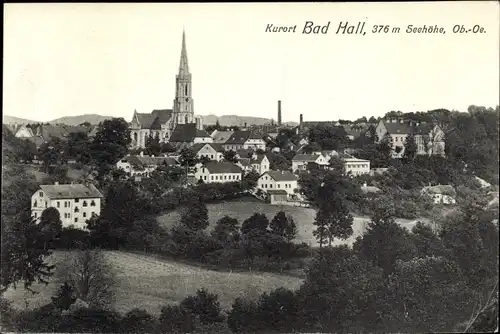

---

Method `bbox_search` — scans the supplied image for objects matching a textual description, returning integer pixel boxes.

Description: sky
[3,2,499,123]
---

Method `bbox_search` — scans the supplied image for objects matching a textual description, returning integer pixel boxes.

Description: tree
[39,207,63,251]
[227,297,260,333]
[403,132,418,161]
[1,211,55,293]
[180,288,224,324]
[353,197,417,275]
[144,133,161,156]
[19,139,37,163]
[328,156,345,174]
[386,256,477,333]
[67,131,92,164]
[223,150,238,163]
[159,304,195,333]
[242,170,260,189]
[39,137,67,173]
[51,282,77,311]
[90,118,131,180]
[297,246,386,332]
[241,213,269,235]
[314,196,353,247]
[377,133,393,164]
[307,124,349,150]
[270,211,297,243]
[180,200,209,231]
[57,249,117,309]
[212,216,239,246]
[121,308,157,333]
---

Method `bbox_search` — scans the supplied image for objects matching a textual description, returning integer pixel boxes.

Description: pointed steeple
[178,29,190,76]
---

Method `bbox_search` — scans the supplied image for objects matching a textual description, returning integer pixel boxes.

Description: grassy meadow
[157,197,427,247]
[3,251,303,315]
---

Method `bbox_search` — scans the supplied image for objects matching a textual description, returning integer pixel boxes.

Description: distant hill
[3,115,37,125]
[202,114,298,127]
[4,113,297,128]
[49,114,114,126]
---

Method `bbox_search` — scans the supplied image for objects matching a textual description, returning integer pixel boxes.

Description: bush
[121,308,157,333]
[227,297,260,333]
[58,307,122,333]
[158,304,195,333]
[180,288,225,324]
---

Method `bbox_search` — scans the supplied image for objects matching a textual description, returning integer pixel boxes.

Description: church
[130,30,205,148]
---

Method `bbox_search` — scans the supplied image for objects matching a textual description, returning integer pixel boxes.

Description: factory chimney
[299,114,303,130]
[277,100,282,127]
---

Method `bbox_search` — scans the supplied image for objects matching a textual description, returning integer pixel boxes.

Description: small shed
[267,189,288,204]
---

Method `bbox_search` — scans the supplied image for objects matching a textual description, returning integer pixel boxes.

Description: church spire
[178,29,190,75]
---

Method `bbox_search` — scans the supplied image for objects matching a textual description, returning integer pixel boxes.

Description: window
[211,176,214,180]
[270,184,273,188]
[90,200,96,207]
[204,176,207,180]
[33,200,37,207]
[224,175,227,180]
[34,212,37,218]
[74,218,78,223]
[277,184,280,188]
[57,201,60,208]
[74,207,79,213]
[211,155,214,159]
[83,212,87,218]
[185,85,188,96]
[39,191,43,197]
[75,199,79,203]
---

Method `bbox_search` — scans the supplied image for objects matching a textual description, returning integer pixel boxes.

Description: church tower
[173,30,194,125]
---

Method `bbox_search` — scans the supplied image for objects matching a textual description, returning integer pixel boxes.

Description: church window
[185,85,188,96]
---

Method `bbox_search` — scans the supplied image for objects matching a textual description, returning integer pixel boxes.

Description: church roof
[178,30,190,76]
[135,110,173,129]
[169,123,210,143]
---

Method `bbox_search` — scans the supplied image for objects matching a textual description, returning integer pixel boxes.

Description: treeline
[2,197,497,333]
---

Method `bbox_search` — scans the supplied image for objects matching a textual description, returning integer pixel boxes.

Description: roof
[190,143,224,154]
[253,154,267,164]
[134,109,173,129]
[239,158,251,167]
[225,131,251,145]
[39,183,103,200]
[267,190,288,195]
[292,154,321,162]
[211,131,234,144]
[421,185,456,197]
[236,148,254,158]
[204,161,242,174]
[264,170,297,182]
[382,120,437,136]
[169,123,210,143]
[25,136,46,148]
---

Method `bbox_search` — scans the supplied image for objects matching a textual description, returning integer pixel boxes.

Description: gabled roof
[203,161,242,174]
[382,120,438,136]
[292,154,321,162]
[190,143,224,154]
[264,170,297,182]
[225,131,251,145]
[211,131,234,144]
[169,123,210,143]
[39,183,103,200]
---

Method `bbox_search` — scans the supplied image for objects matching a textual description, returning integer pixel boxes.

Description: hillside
[202,114,297,127]
[3,250,302,315]
[49,114,114,126]
[3,115,37,125]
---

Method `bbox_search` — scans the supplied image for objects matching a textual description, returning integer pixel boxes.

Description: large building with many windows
[31,182,104,230]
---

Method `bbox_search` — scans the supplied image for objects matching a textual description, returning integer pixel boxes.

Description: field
[3,251,303,315]
[157,197,427,247]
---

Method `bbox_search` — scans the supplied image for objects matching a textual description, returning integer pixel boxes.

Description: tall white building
[31,183,104,230]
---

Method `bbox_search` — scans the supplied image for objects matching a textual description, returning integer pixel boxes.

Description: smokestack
[299,114,303,130]
[277,100,282,127]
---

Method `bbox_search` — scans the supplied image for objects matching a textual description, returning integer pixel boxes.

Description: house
[343,157,371,176]
[116,154,179,178]
[14,124,35,138]
[194,161,243,184]
[31,182,104,229]
[223,131,266,151]
[292,154,329,172]
[211,130,235,144]
[421,185,457,205]
[370,167,389,176]
[237,154,270,175]
[168,123,212,149]
[257,170,298,197]
[375,118,446,158]
[190,143,225,161]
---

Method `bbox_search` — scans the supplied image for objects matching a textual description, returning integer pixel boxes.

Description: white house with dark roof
[375,118,445,158]
[257,170,298,197]
[237,154,270,175]
[223,131,266,151]
[190,143,225,161]
[31,182,104,229]
[116,154,179,178]
[291,154,329,172]
[168,123,212,148]
[129,31,203,148]
[194,161,243,184]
